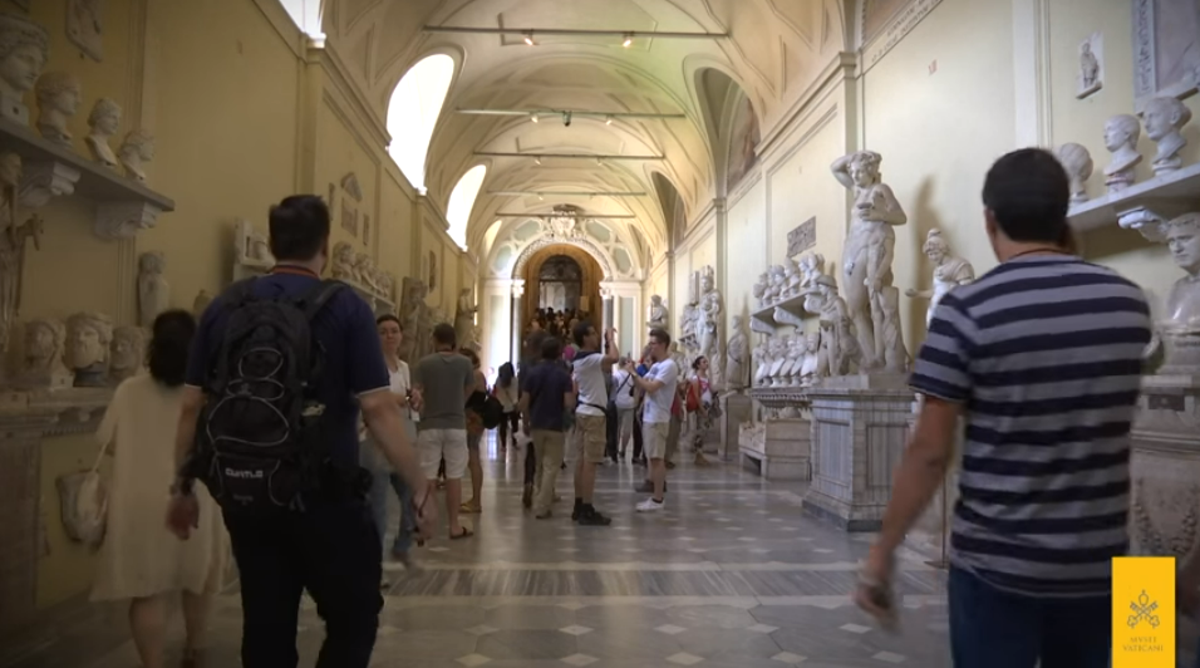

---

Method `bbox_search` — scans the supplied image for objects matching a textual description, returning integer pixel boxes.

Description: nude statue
[1141,96,1192,176]
[813,274,862,376]
[831,150,907,368]
[1103,114,1143,193]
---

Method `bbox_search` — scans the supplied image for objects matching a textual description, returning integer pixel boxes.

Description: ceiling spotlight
[622,33,633,48]
[524,31,535,46]
[530,112,539,123]
[605,115,613,125]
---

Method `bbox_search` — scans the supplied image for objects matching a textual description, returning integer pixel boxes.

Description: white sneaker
[636,498,664,513]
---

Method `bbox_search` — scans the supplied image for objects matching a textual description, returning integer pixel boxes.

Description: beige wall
[22,0,471,610]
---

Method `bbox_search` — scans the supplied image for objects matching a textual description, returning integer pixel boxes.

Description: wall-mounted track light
[523,31,535,46]
[622,33,633,48]
[424,26,729,41]
[458,109,685,121]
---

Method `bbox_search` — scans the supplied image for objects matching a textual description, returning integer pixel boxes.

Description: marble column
[510,279,525,364]
[600,284,615,339]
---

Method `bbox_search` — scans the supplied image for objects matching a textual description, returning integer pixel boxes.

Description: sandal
[460,500,482,514]
[450,527,474,540]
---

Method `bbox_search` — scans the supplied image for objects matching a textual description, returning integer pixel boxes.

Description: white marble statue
[1160,212,1200,373]
[1056,143,1094,204]
[782,257,803,298]
[783,335,807,386]
[752,339,769,387]
[767,337,789,386]
[877,285,908,373]
[34,72,81,147]
[831,150,907,369]
[1078,39,1101,97]
[1103,114,1143,193]
[800,331,821,385]
[765,265,785,305]
[235,218,273,268]
[1141,96,1192,176]
[352,252,375,289]
[331,242,355,281]
[455,288,477,348]
[799,253,826,292]
[17,317,70,390]
[137,251,169,329]
[0,14,48,125]
[907,229,976,327]
[647,294,668,328]
[193,289,212,317]
[725,315,748,390]
[0,151,19,229]
[813,274,862,376]
[66,311,112,387]
[118,129,155,182]
[85,98,121,168]
[109,325,146,385]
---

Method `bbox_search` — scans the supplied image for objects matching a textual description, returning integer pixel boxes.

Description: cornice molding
[250,0,307,58]
[310,44,391,149]
[757,52,856,161]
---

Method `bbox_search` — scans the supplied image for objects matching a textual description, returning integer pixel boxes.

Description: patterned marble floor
[2,439,952,668]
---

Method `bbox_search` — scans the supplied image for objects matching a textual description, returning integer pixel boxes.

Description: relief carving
[1133,478,1200,557]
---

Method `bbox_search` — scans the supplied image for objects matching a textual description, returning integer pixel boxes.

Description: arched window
[386,55,455,191]
[279,0,325,41]
[446,165,487,250]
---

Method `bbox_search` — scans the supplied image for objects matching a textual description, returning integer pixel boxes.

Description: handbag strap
[90,437,110,474]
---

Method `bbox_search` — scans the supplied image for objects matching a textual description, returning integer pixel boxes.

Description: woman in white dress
[92,310,228,668]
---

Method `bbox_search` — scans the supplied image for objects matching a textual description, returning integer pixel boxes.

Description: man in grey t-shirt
[412,323,475,539]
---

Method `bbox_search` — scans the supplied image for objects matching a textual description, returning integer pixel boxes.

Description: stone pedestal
[739,417,811,480]
[1129,374,1200,557]
[802,375,916,531]
[720,393,753,461]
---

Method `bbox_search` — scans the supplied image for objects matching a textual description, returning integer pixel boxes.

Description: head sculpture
[87,97,121,135]
[35,72,81,114]
[119,129,155,161]
[0,14,48,98]
[24,317,64,366]
[67,312,113,369]
[1140,96,1193,141]
[1104,114,1141,151]
[847,150,883,186]
[110,325,147,373]
[922,229,950,263]
[1167,212,1200,275]
[139,251,164,275]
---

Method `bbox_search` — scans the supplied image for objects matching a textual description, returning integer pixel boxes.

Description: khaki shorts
[574,414,607,464]
[416,428,468,479]
[643,421,670,460]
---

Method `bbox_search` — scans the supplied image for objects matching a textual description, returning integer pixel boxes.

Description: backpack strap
[298,279,347,322]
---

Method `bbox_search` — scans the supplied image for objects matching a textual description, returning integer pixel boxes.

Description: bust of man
[118,129,155,182]
[1165,213,1200,330]
[1103,114,1143,192]
[1141,96,1193,175]
[109,326,146,385]
[34,72,81,147]
[0,15,49,125]
[66,312,113,387]
[18,317,70,390]
[86,98,121,168]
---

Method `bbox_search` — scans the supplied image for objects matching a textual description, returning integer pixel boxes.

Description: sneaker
[636,498,664,513]
[578,508,613,526]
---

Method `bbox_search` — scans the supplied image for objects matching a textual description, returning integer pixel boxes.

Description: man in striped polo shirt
[856,148,1153,667]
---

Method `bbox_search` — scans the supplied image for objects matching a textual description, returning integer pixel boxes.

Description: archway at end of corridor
[519,244,605,339]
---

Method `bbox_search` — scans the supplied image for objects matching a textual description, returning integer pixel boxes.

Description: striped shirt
[910,255,1152,597]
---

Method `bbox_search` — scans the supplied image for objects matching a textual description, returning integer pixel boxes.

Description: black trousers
[498,411,520,447]
[632,413,644,461]
[224,498,383,668]
[604,406,619,460]
[524,436,537,485]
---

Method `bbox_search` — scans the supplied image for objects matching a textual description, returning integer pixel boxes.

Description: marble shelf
[0,116,175,240]
[749,293,811,334]
[748,386,811,407]
[1068,161,1200,232]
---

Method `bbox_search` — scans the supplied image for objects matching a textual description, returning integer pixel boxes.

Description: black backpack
[190,277,346,516]
[479,391,504,430]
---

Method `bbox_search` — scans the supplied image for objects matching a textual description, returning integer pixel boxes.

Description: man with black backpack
[166,195,434,668]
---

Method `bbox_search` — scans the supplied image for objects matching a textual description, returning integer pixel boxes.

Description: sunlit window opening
[387,55,455,192]
[279,0,325,42]
[447,165,487,250]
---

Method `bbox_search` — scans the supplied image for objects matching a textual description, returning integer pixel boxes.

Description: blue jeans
[949,567,1110,668]
[360,439,415,556]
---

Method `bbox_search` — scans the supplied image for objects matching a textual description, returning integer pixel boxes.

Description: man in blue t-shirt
[166,195,434,668]
[519,336,576,518]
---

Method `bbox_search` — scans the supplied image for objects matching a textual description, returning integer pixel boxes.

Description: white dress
[91,375,228,601]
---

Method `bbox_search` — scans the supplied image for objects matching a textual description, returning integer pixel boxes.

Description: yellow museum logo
[1112,557,1175,667]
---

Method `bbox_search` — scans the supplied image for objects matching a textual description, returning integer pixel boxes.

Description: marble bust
[85,98,121,168]
[907,229,975,327]
[34,72,81,147]
[137,251,169,328]
[330,241,355,281]
[118,129,155,182]
[17,317,70,390]
[1140,96,1192,176]
[1056,143,1094,204]
[109,326,146,385]
[647,294,668,328]
[1103,114,1143,193]
[66,312,112,387]
[724,315,748,390]
[0,14,49,125]
[1161,212,1200,373]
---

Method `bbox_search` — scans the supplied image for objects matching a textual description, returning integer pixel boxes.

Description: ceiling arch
[320,0,848,261]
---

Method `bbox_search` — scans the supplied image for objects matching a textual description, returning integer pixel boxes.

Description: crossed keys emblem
[1127,590,1161,629]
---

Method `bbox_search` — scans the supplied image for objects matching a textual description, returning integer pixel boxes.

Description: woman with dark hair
[92,310,228,668]
[493,362,519,452]
[460,347,489,513]
[359,314,421,573]
[685,355,716,466]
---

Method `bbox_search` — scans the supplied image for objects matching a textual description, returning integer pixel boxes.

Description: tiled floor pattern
[3,442,953,667]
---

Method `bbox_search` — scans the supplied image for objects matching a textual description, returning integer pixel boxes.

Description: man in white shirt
[627,328,678,512]
[570,322,620,526]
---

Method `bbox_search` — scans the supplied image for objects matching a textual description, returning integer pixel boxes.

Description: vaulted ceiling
[321,0,851,262]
